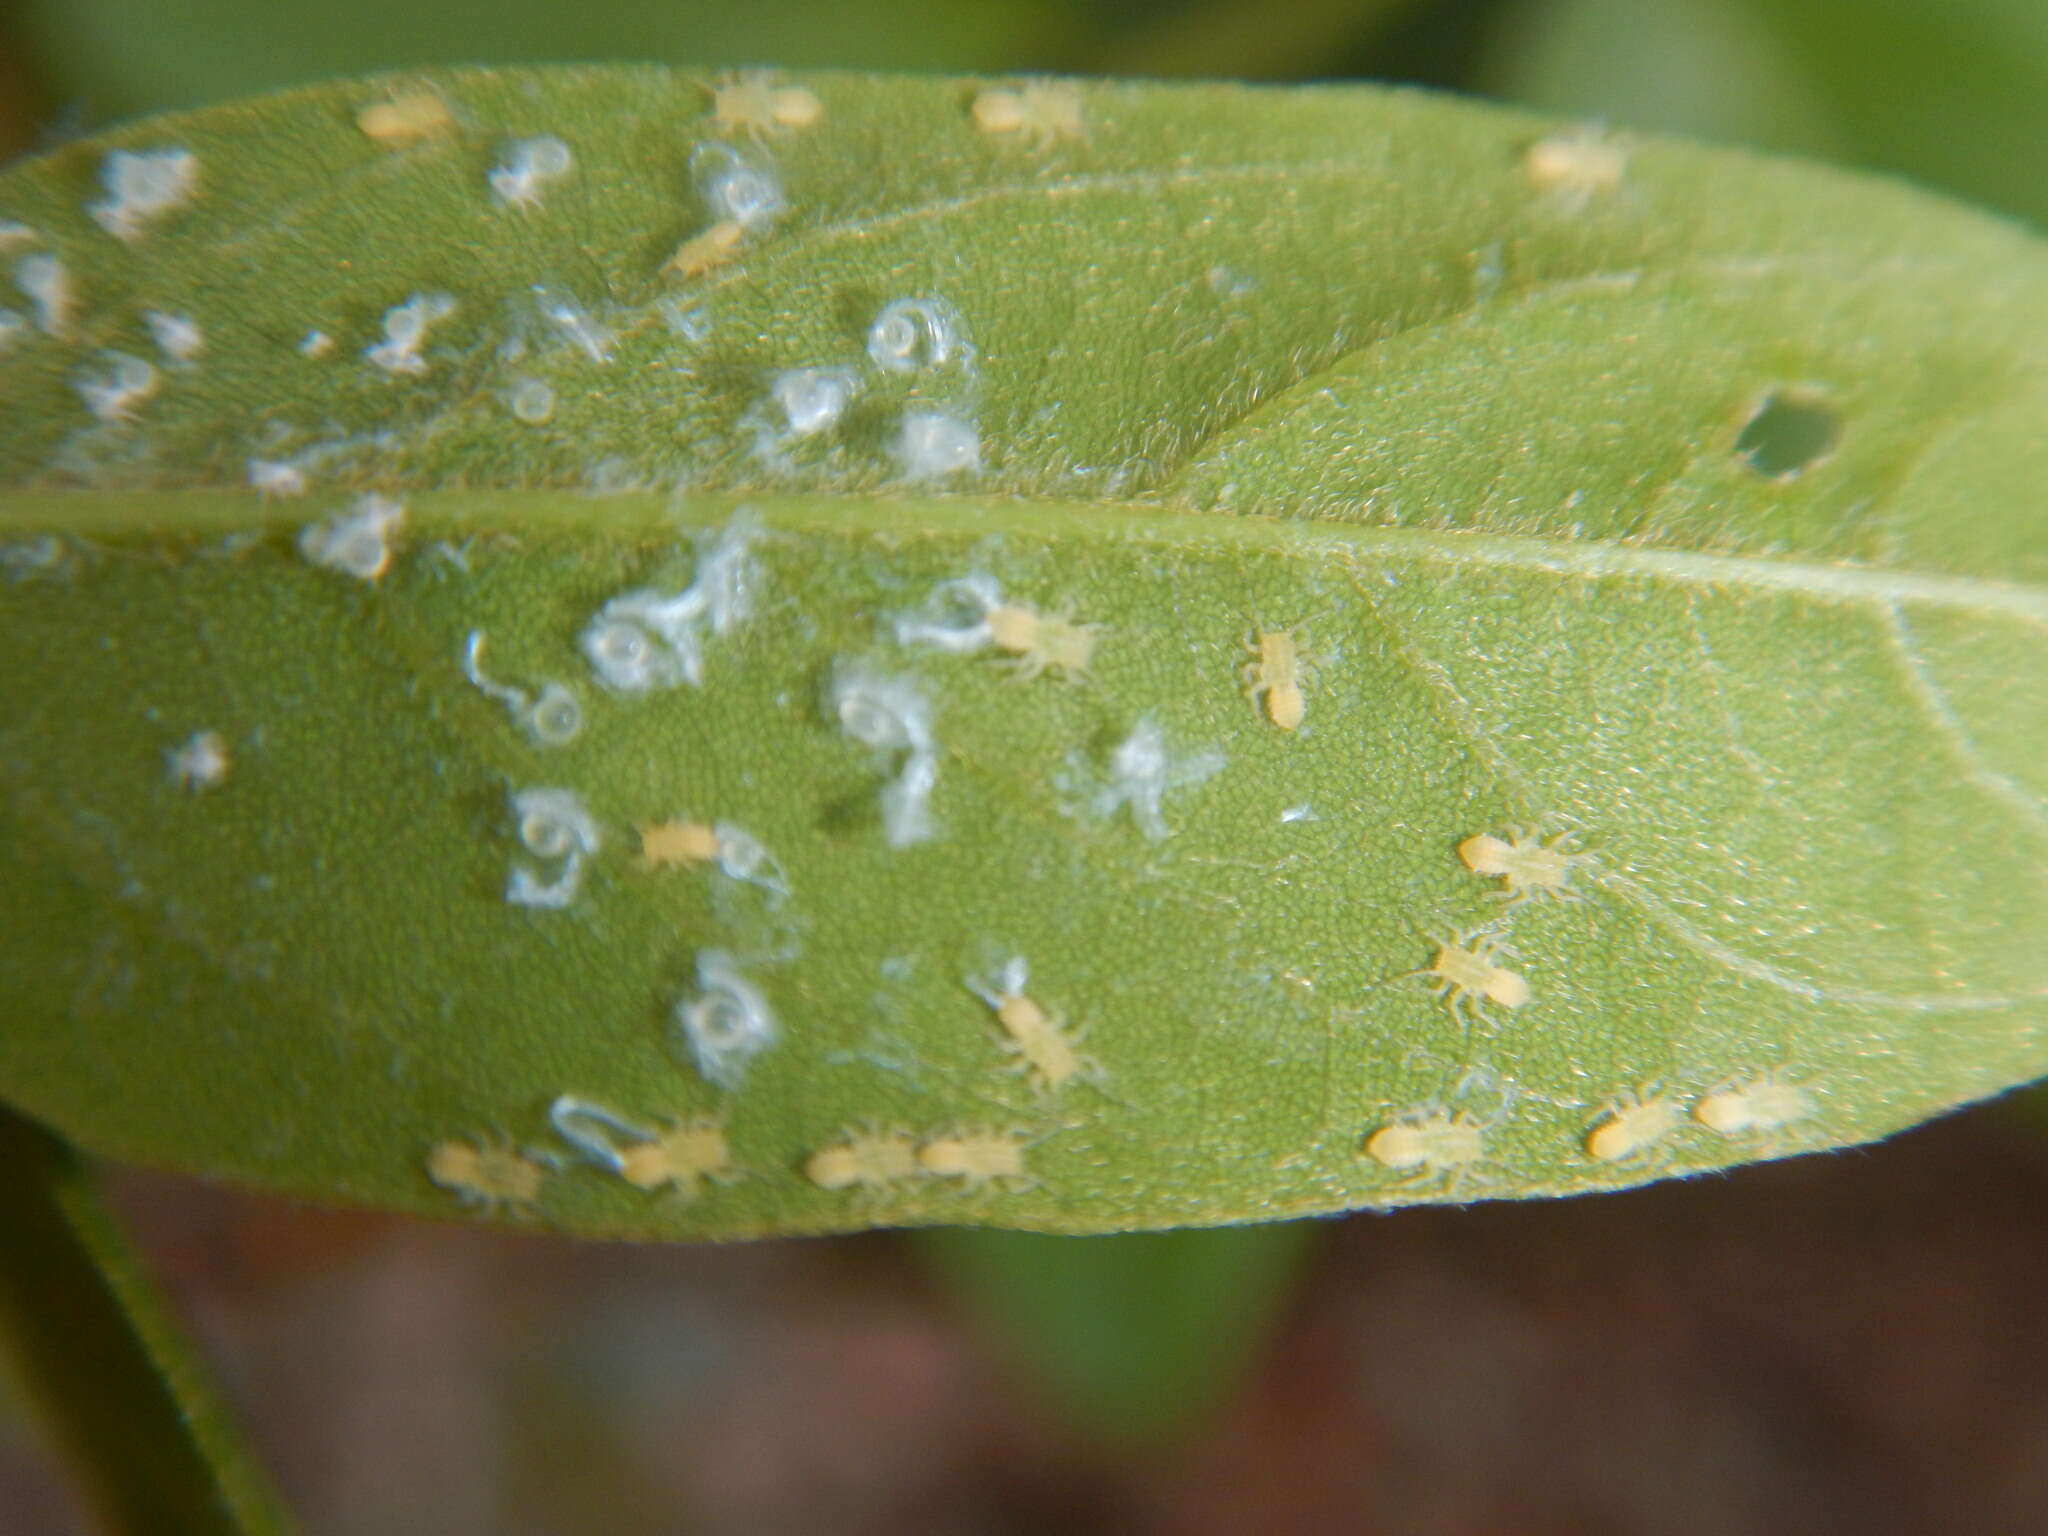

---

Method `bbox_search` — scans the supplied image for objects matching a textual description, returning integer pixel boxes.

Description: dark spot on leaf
[1735,389,1841,480]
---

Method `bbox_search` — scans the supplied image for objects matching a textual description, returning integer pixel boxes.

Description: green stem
[910,1219,1322,1448]
[0,1102,293,1534]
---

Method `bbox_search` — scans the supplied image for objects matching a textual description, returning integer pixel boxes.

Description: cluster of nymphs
[1352,819,1821,1186]
[1406,825,1596,1030]
[427,1103,737,1215]
[425,947,1099,1214]
[1359,1070,1819,1193]
[434,509,1324,1224]
[425,1105,1042,1216]
[506,792,793,918]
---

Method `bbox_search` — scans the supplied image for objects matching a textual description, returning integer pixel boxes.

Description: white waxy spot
[74,353,158,424]
[676,950,777,1090]
[464,632,581,746]
[746,371,854,466]
[582,591,704,691]
[533,286,610,363]
[0,537,64,581]
[247,458,309,499]
[688,511,765,637]
[866,296,972,374]
[88,148,199,241]
[506,787,599,909]
[831,662,934,755]
[0,220,35,251]
[298,330,334,358]
[770,366,856,437]
[878,747,940,848]
[489,136,574,210]
[1087,718,1223,841]
[711,821,789,902]
[547,1095,651,1173]
[145,309,203,364]
[691,142,785,231]
[165,730,230,792]
[297,494,404,582]
[578,513,763,691]
[0,309,26,351]
[507,377,556,424]
[1206,264,1254,299]
[15,253,72,337]
[657,298,710,341]
[1280,803,1318,824]
[894,408,981,482]
[364,292,456,377]
[527,683,582,745]
[462,630,528,713]
[585,460,647,495]
[894,572,1001,654]
[830,662,939,846]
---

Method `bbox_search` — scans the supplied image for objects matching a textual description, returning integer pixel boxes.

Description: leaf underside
[0,68,2042,1239]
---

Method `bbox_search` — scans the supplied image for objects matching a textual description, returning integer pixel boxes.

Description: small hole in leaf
[1735,389,1841,479]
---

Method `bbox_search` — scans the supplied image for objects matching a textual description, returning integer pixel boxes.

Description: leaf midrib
[6,491,2043,623]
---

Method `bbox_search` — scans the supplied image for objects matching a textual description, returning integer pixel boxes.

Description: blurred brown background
[8,1105,2048,1533]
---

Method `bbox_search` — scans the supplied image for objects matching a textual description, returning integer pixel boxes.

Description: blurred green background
[4,3,2048,1531]
[8,0,2048,231]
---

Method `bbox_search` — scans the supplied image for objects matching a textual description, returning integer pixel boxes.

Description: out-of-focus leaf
[1486,0,2048,231]
[10,0,1081,124]
[1760,0,2048,229]
[1094,0,1423,80]
[913,1221,1321,1445]
[1474,0,1844,160]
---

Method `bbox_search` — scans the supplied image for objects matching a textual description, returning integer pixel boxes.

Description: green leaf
[0,1105,291,1534]
[1760,0,2048,230]
[1474,0,1846,162]
[1482,0,2048,232]
[0,68,2042,1241]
